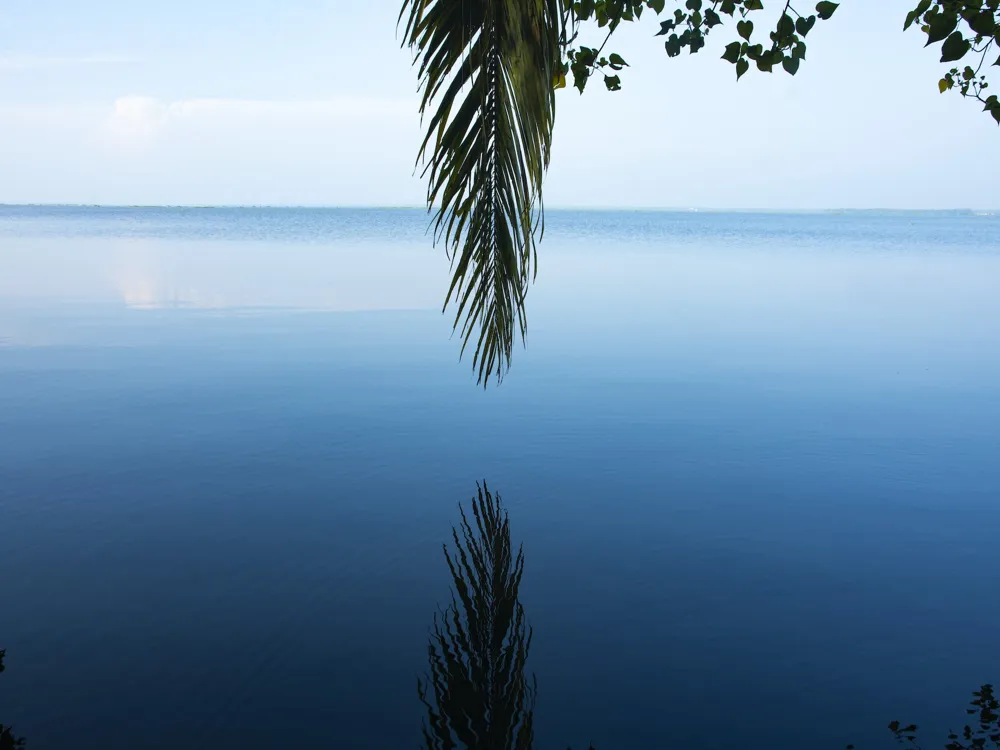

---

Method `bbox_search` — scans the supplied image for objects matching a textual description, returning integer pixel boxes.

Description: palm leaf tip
[401,0,565,385]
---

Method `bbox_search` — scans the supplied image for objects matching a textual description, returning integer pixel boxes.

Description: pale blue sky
[1,0,997,208]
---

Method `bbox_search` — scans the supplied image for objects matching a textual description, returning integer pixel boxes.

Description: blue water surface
[1,206,998,750]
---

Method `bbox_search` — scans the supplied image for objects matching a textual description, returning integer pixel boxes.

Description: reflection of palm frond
[400,0,564,385]
[418,482,535,750]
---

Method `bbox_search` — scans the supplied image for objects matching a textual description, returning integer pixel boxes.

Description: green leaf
[925,12,958,45]
[664,34,682,56]
[782,55,800,75]
[705,8,722,27]
[938,77,949,93]
[904,0,931,30]
[720,0,736,14]
[744,0,763,10]
[815,1,838,20]
[604,74,622,91]
[736,57,749,79]
[608,52,628,70]
[685,0,702,10]
[722,41,742,63]
[737,19,753,40]
[777,13,794,38]
[967,11,995,37]
[647,0,665,13]
[795,15,816,36]
[656,18,676,35]
[793,41,807,60]
[940,31,970,63]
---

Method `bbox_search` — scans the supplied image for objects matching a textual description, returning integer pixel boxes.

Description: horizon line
[1,203,996,214]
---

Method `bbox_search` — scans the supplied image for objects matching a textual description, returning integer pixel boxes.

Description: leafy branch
[560,0,840,91]
[904,0,1000,124]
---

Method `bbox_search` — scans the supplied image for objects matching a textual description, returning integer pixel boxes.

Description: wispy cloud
[103,95,414,145]
[0,55,140,71]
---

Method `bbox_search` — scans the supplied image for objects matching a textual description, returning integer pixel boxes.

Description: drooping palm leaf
[418,482,535,749]
[401,0,565,386]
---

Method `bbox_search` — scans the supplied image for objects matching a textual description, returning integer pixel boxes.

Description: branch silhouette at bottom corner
[0,650,26,750]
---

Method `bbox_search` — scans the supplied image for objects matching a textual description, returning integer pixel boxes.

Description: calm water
[1,206,999,749]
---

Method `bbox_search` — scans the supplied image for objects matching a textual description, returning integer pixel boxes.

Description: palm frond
[401,0,564,385]
[418,482,535,750]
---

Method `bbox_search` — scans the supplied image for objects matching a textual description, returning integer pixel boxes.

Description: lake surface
[1,206,999,750]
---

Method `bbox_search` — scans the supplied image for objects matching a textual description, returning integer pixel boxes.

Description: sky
[1,0,997,209]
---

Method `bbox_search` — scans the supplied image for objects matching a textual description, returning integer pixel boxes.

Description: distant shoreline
[0,204,996,215]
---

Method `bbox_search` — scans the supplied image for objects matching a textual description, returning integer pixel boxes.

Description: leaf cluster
[905,0,1000,123]
[561,0,839,91]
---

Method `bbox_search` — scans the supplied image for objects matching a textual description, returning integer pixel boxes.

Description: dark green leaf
[815,1,838,20]
[737,19,753,40]
[940,31,970,62]
[777,14,794,38]
[925,12,959,45]
[796,15,816,36]
[783,55,800,74]
[685,0,702,10]
[744,0,763,10]
[604,74,622,90]
[656,18,676,35]
[904,0,931,30]
[720,0,736,14]
[647,0,665,13]
[736,57,749,79]
[722,41,742,63]
[968,11,995,37]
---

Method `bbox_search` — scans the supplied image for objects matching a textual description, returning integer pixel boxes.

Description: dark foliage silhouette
[883,683,1000,750]
[0,650,26,749]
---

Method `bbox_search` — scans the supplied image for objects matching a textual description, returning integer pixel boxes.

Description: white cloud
[0,95,426,205]
[103,95,413,144]
[0,54,140,71]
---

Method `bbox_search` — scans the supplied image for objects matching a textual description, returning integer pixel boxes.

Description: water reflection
[1,483,997,750]
[0,237,444,312]
[421,483,998,750]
